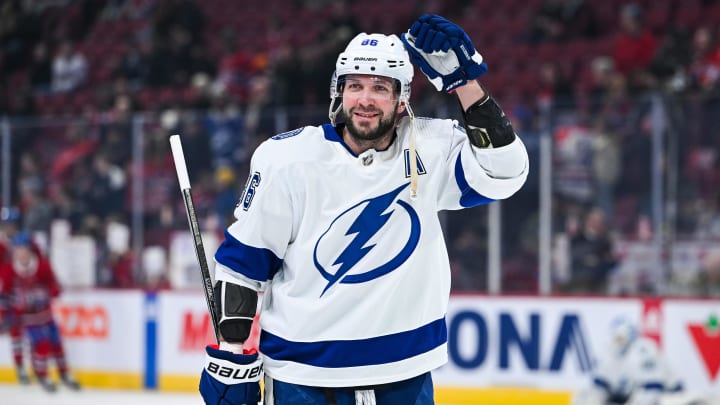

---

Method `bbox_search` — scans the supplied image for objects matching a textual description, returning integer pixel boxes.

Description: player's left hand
[401,14,487,93]
[199,345,263,405]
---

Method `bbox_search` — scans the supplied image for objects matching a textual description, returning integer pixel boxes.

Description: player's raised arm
[401,14,517,150]
[401,13,527,197]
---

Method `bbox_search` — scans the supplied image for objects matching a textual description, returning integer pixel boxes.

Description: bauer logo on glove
[206,360,263,381]
[400,14,487,93]
[200,345,262,405]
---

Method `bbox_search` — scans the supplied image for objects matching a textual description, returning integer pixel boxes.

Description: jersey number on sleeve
[240,172,261,211]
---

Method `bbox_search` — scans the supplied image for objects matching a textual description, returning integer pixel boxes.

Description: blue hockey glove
[401,14,487,93]
[199,345,263,405]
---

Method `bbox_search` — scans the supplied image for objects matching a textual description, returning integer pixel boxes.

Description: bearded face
[342,102,399,142]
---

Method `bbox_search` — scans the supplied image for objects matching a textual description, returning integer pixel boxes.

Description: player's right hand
[199,344,263,405]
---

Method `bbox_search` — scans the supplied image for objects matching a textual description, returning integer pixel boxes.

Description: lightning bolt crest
[320,184,409,296]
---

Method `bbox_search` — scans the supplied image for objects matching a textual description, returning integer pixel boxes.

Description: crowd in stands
[0,0,719,295]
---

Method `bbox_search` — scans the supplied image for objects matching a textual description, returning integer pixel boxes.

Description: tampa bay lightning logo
[313,183,421,297]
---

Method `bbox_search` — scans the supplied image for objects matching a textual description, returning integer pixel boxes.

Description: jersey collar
[322,123,398,160]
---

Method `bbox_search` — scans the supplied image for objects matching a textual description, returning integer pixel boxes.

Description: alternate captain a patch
[403,149,427,178]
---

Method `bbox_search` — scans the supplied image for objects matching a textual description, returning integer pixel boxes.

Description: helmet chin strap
[404,101,418,199]
[329,99,342,126]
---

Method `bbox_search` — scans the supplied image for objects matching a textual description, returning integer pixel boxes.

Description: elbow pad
[213,281,258,344]
[462,90,516,148]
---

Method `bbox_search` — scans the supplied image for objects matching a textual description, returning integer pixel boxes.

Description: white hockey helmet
[610,316,638,354]
[329,33,414,124]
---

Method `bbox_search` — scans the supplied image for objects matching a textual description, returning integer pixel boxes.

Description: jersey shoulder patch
[271,127,305,140]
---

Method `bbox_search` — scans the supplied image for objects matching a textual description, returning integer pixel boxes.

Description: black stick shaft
[181,188,220,344]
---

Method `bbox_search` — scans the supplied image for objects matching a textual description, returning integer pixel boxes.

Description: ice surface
[0,383,203,405]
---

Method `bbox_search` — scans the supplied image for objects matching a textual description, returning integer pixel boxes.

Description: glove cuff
[204,349,263,385]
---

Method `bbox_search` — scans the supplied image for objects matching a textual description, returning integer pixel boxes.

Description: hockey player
[198,14,528,405]
[0,207,31,384]
[0,232,80,392]
[572,317,684,405]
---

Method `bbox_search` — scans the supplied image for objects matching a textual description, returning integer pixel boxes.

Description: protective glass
[340,75,399,101]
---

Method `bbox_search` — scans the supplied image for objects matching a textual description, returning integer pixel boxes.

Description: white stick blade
[169,134,191,190]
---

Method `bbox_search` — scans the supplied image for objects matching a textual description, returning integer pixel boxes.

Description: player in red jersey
[0,232,80,392]
[0,207,29,384]
[0,207,48,384]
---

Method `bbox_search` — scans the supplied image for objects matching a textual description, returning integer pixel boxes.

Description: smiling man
[199,15,529,405]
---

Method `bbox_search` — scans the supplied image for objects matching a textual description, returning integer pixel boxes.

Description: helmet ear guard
[328,71,344,125]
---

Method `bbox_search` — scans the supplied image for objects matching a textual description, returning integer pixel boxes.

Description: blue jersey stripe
[454,152,495,207]
[260,318,447,368]
[215,231,283,282]
[642,382,665,391]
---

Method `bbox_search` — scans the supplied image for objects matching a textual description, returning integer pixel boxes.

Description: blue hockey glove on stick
[401,14,487,93]
[200,344,263,405]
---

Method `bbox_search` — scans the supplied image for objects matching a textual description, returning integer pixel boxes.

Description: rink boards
[0,291,719,404]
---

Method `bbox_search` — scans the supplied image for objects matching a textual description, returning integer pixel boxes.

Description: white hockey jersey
[214,116,528,387]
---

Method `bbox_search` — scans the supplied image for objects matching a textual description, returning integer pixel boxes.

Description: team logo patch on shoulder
[271,127,304,140]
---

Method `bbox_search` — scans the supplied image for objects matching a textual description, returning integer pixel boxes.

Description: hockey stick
[169,134,220,344]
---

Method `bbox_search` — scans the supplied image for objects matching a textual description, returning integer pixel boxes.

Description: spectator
[694,248,720,297]
[203,91,245,170]
[536,61,576,123]
[686,25,720,150]
[99,124,132,168]
[86,153,127,220]
[112,38,148,89]
[597,71,635,135]
[528,0,600,43]
[612,3,658,93]
[19,187,53,236]
[502,215,540,293]
[151,0,204,46]
[449,228,487,291]
[28,42,52,94]
[695,192,720,239]
[213,28,266,102]
[649,26,692,92]
[584,56,616,115]
[187,42,217,80]
[176,114,213,183]
[311,0,361,95]
[52,186,87,232]
[51,40,88,93]
[164,25,195,86]
[212,165,238,230]
[243,74,276,151]
[130,126,177,234]
[139,37,173,88]
[590,118,621,220]
[0,1,40,75]
[562,206,618,294]
[616,110,653,226]
[688,25,720,92]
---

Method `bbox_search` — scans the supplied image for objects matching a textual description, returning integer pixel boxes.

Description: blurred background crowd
[0,0,719,296]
